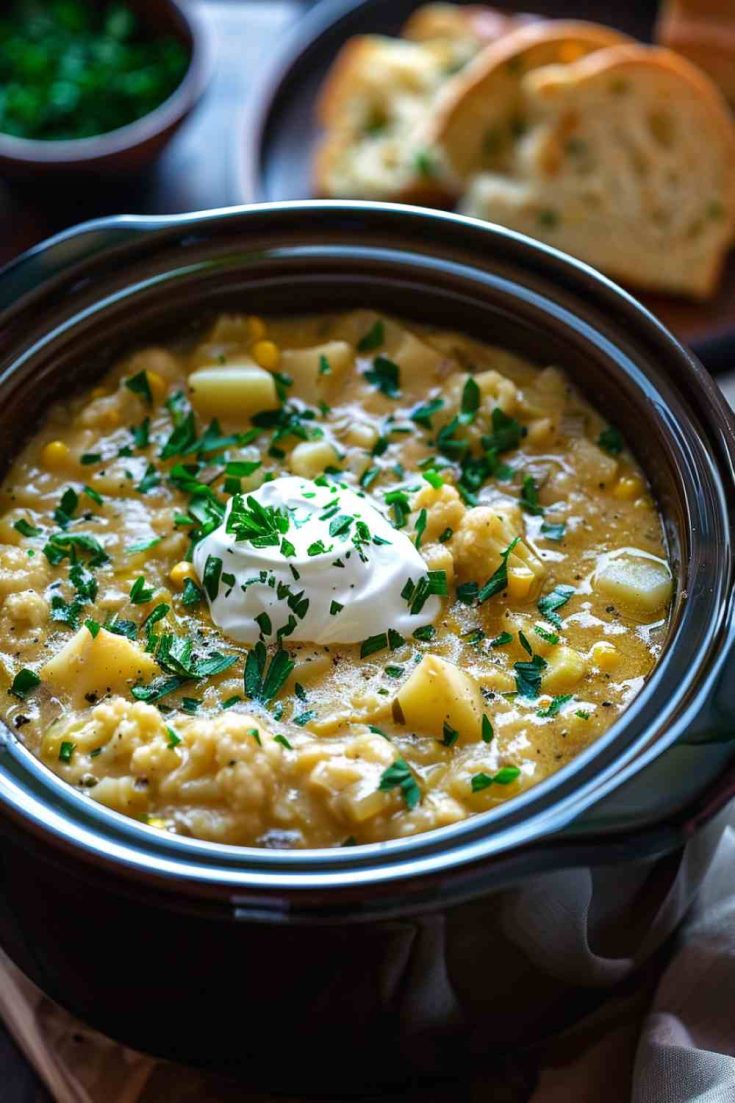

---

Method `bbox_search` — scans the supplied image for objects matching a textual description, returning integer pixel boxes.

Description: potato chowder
[0,311,672,848]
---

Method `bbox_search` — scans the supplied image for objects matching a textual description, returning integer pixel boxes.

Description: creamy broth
[0,311,672,847]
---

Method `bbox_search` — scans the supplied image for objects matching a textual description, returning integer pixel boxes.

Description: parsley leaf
[379,757,421,809]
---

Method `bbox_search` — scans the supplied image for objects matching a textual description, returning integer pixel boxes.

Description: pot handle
[0,213,208,317]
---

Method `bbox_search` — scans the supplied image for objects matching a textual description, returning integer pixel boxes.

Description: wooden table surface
[0,1,733,1098]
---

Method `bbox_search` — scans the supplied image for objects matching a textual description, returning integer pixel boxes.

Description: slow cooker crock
[0,202,733,1095]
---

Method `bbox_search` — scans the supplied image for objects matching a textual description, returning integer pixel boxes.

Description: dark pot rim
[0,0,209,168]
[0,201,734,912]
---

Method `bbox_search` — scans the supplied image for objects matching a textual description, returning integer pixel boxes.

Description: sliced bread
[314,35,459,202]
[430,20,631,190]
[460,45,735,299]
[313,6,531,202]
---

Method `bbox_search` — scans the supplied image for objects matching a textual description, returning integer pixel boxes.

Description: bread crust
[462,43,735,298]
[430,19,632,187]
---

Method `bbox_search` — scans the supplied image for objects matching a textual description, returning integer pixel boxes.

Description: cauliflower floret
[0,544,50,598]
[411,482,465,542]
[2,589,48,628]
[304,732,397,825]
[451,504,546,598]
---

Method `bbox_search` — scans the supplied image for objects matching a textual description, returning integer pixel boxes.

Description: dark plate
[240,0,735,369]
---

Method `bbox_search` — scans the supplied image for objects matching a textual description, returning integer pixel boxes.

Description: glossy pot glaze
[0,203,734,1095]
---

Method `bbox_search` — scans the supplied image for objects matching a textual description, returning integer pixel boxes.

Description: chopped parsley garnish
[54,487,79,526]
[128,536,161,554]
[385,489,410,528]
[166,726,182,748]
[482,715,494,743]
[413,624,436,641]
[471,537,519,605]
[227,494,289,548]
[330,600,343,615]
[471,766,520,792]
[484,407,524,453]
[360,633,388,659]
[10,668,40,699]
[519,475,543,516]
[43,532,109,568]
[274,734,293,750]
[461,376,481,417]
[181,578,203,607]
[537,585,575,627]
[384,665,404,679]
[136,462,160,494]
[83,485,104,506]
[534,625,559,645]
[540,521,566,541]
[538,694,573,718]
[293,710,316,727]
[125,370,153,405]
[80,452,102,465]
[357,320,385,352]
[142,603,169,632]
[489,631,513,648]
[84,618,100,638]
[202,555,222,601]
[318,354,331,375]
[598,426,623,455]
[58,741,75,764]
[131,417,150,449]
[513,654,548,699]
[364,355,401,398]
[575,709,591,720]
[402,570,448,615]
[442,721,459,747]
[423,469,443,489]
[518,631,533,656]
[13,519,40,538]
[244,642,294,705]
[410,397,444,428]
[129,576,154,605]
[414,508,427,550]
[378,757,421,809]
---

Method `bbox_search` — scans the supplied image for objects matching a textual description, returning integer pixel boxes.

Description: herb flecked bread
[458,44,735,299]
[313,5,530,201]
[429,20,631,189]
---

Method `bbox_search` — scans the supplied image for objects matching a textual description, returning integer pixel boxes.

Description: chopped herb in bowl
[0,0,189,141]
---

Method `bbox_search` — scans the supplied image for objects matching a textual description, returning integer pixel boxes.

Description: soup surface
[0,311,672,848]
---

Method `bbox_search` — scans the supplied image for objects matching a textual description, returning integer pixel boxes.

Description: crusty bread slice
[313,6,534,203]
[657,0,735,105]
[460,45,735,299]
[314,35,457,202]
[430,20,631,190]
[403,3,536,65]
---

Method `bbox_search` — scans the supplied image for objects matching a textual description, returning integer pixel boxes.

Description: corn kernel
[251,339,280,370]
[507,566,535,601]
[247,315,267,342]
[590,640,620,672]
[169,561,197,587]
[41,440,70,469]
[147,817,169,830]
[146,370,167,403]
[613,475,644,501]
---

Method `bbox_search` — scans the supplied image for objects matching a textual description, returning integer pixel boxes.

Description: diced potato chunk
[594,552,673,621]
[395,655,486,743]
[542,646,587,694]
[280,341,355,400]
[41,627,158,708]
[288,440,341,479]
[188,361,279,420]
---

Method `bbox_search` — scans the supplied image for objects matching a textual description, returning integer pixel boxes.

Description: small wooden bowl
[0,0,209,177]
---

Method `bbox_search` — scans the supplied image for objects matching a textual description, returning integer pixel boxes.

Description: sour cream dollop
[192,476,441,645]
